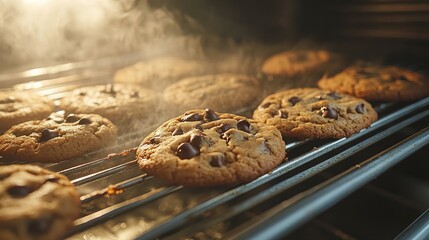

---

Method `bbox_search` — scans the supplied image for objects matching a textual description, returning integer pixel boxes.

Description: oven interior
[1,0,429,239]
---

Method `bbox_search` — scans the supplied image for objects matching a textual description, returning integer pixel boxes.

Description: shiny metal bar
[228,127,429,240]
[395,209,429,240]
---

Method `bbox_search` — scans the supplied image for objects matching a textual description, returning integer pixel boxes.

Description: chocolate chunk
[27,218,52,234]
[237,119,251,133]
[130,91,139,98]
[149,137,160,144]
[7,185,32,198]
[288,96,301,106]
[78,91,86,96]
[181,113,202,122]
[78,118,92,125]
[65,114,80,123]
[172,128,183,136]
[398,75,408,81]
[327,92,342,100]
[217,124,232,134]
[210,155,226,167]
[39,129,60,142]
[190,134,203,148]
[355,103,365,114]
[204,109,219,121]
[278,110,288,119]
[176,142,199,159]
[321,106,338,119]
[260,102,272,109]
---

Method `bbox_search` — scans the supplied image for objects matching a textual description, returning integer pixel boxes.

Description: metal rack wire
[1,61,428,239]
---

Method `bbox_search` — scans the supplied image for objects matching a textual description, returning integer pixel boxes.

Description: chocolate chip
[278,110,288,119]
[78,118,92,125]
[217,124,232,134]
[190,134,203,148]
[355,103,365,114]
[327,92,342,100]
[78,91,86,96]
[149,137,160,144]
[210,155,226,167]
[237,119,251,133]
[260,102,272,109]
[172,128,183,136]
[39,129,59,142]
[204,109,219,121]
[181,113,202,122]
[130,91,139,98]
[321,106,338,120]
[176,142,199,159]
[288,96,301,105]
[27,218,52,234]
[65,114,80,123]
[7,185,32,198]
[398,75,408,81]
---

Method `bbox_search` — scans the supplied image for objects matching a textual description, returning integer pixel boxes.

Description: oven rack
[32,97,427,239]
[1,60,428,239]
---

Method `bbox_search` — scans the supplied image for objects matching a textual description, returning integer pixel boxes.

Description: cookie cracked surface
[136,109,286,187]
[0,90,54,133]
[253,88,378,140]
[0,112,117,162]
[60,84,158,131]
[318,65,429,101]
[0,164,80,240]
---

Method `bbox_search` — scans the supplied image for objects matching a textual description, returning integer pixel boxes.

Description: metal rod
[135,99,429,239]
[227,127,429,240]
[71,185,183,234]
[71,160,136,185]
[395,209,429,240]
[166,110,429,240]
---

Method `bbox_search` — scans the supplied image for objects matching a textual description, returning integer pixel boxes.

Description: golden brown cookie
[113,56,212,89]
[136,109,286,187]
[0,164,80,240]
[261,50,332,77]
[318,65,429,101]
[163,74,261,115]
[0,90,55,133]
[0,112,117,162]
[253,88,378,140]
[60,84,158,132]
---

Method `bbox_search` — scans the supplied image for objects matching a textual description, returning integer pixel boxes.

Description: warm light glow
[22,0,50,6]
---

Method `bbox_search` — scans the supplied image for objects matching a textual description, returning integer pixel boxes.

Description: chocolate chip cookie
[113,56,212,89]
[0,112,118,162]
[318,65,429,101]
[253,88,378,140]
[0,90,55,133]
[163,74,261,115]
[0,164,80,240]
[261,50,332,77]
[60,84,158,132]
[136,109,286,187]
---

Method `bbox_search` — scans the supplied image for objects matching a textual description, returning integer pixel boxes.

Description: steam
[0,0,203,69]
